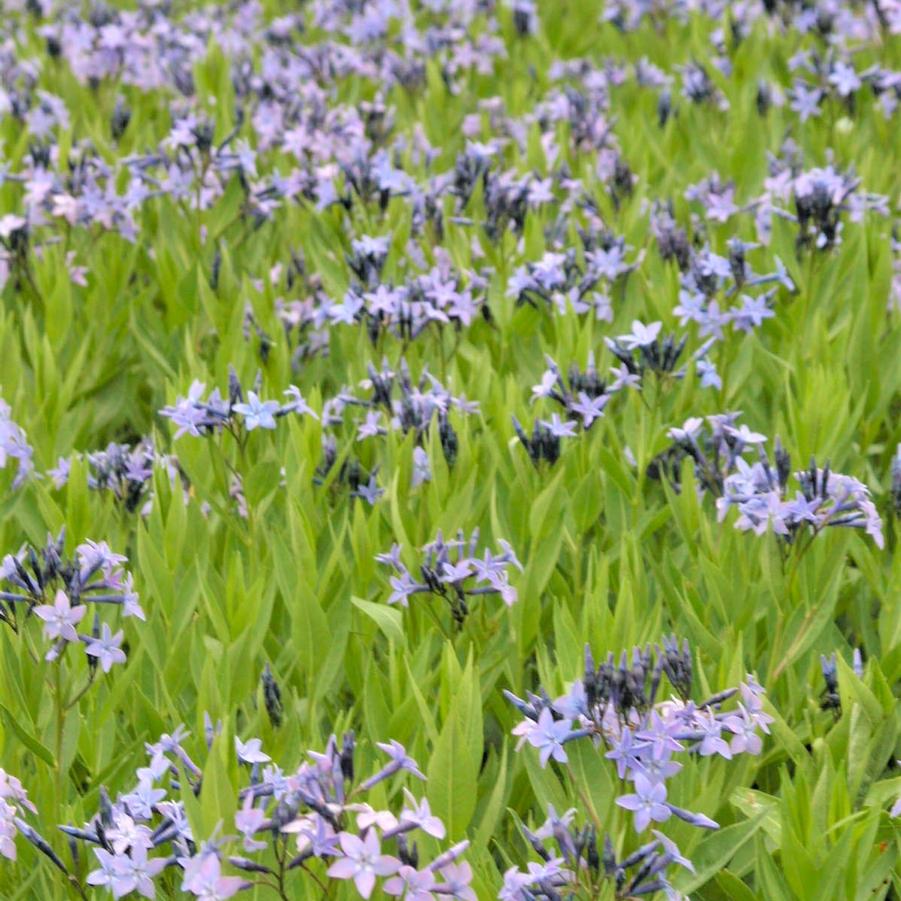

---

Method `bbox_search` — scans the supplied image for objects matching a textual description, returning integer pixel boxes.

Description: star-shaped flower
[33,590,85,643]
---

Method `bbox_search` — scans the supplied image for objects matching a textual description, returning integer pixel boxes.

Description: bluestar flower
[181,853,246,899]
[235,737,271,765]
[356,410,386,440]
[0,770,36,861]
[282,813,340,858]
[161,380,210,438]
[790,82,823,121]
[722,705,764,755]
[570,390,608,427]
[232,392,280,430]
[84,623,126,673]
[361,740,425,788]
[235,794,267,854]
[829,61,862,97]
[605,727,645,779]
[432,862,476,901]
[696,358,721,389]
[399,790,446,839]
[733,293,775,332]
[354,475,384,505]
[33,590,85,644]
[526,708,573,767]
[327,831,400,900]
[411,447,431,487]
[609,363,642,391]
[696,710,732,758]
[88,843,167,899]
[387,571,423,608]
[0,399,33,488]
[283,386,318,419]
[616,774,672,832]
[383,864,437,899]
[378,530,520,620]
[726,423,767,445]
[618,319,662,349]
[636,712,685,761]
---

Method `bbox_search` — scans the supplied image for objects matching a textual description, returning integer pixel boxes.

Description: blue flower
[233,392,280,431]
[526,708,572,767]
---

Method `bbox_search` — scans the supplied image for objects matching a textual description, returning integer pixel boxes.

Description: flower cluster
[501,806,694,901]
[323,357,479,470]
[757,150,888,250]
[249,258,329,365]
[448,142,557,241]
[604,320,693,386]
[652,203,795,343]
[529,353,613,431]
[514,331,682,466]
[160,368,316,440]
[377,529,521,623]
[717,447,885,549]
[0,531,141,667]
[786,49,901,121]
[48,439,184,515]
[506,638,773,892]
[790,165,864,251]
[653,414,884,547]
[0,770,37,862]
[506,229,641,320]
[661,140,889,255]
[512,415,573,467]
[0,398,33,489]
[314,436,384,505]
[650,412,772,495]
[328,240,490,342]
[516,322,721,469]
[311,357,480,497]
[44,727,474,900]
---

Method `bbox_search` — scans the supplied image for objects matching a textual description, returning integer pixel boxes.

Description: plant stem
[65,671,96,711]
[55,664,65,807]
[566,763,603,833]
[273,834,290,901]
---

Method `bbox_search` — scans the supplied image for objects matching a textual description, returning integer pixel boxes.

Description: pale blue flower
[233,392,279,430]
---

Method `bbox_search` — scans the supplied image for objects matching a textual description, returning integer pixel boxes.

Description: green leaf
[474,745,509,848]
[244,460,282,507]
[679,810,768,894]
[714,869,761,901]
[521,748,569,815]
[0,704,54,767]
[753,833,794,900]
[427,706,478,838]
[351,596,406,647]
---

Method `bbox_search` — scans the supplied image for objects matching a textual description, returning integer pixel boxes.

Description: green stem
[566,763,603,833]
[65,671,96,711]
[423,597,452,642]
[54,664,65,811]
[273,834,292,901]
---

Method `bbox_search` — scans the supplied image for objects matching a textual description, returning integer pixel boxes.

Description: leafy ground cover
[0,0,899,898]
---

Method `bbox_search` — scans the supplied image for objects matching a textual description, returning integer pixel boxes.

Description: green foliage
[0,0,899,898]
